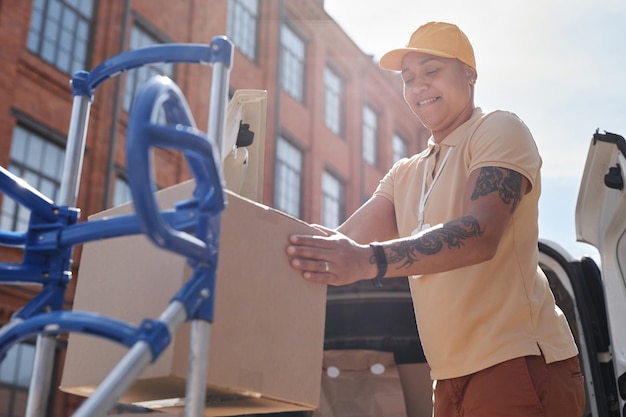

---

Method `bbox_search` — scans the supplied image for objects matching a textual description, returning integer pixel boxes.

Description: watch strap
[369,243,387,287]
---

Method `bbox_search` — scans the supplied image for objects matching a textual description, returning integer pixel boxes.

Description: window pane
[274,137,302,217]
[0,347,18,383]
[59,29,72,50]
[124,26,175,111]
[56,50,70,72]
[78,0,94,16]
[27,7,44,52]
[26,138,44,170]
[9,127,28,161]
[280,25,305,101]
[41,39,56,62]
[33,0,46,13]
[362,106,378,165]
[17,206,31,231]
[2,126,65,231]
[39,178,56,200]
[393,134,408,163]
[227,0,259,61]
[113,177,132,207]
[22,171,39,190]
[76,19,88,38]
[1,198,17,230]
[27,0,95,74]
[321,171,343,229]
[43,21,59,46]
[0,341,35,417]
[324,67,342,135]
[48,0,62,20]
[63,7,77,28]
[15,345,35,387]
[0,343,35,387]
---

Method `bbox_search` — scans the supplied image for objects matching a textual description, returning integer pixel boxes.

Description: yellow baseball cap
[379,22,476,71]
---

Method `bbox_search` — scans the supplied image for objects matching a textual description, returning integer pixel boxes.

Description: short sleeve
[467,111,542,190]
[373,164,397,204]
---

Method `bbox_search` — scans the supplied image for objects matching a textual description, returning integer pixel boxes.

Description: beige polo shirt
[374,108,578,380]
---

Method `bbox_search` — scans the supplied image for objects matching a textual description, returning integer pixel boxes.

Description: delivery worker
[286,21,585,417]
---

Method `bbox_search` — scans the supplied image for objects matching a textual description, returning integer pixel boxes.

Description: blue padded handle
[72,37,233,98]
[0,311,171,361]
[126,75,225,263]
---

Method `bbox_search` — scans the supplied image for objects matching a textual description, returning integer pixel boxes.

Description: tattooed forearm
[387,216,484,269]
[471,167,523,213]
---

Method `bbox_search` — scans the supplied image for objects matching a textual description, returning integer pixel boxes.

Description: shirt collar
[426,107,484,151]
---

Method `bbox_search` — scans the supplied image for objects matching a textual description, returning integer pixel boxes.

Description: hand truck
[0,36,233,417]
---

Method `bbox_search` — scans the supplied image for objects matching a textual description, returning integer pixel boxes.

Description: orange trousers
[433,355,585,417]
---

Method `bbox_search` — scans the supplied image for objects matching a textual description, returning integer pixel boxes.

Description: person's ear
[465,65,477,85]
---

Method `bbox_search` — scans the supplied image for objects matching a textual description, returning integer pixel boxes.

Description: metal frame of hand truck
[0,36,233,417]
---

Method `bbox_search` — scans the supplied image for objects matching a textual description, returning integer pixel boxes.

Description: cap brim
[379,47,456,71]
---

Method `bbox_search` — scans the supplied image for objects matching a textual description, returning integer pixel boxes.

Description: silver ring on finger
[323,261,330,273]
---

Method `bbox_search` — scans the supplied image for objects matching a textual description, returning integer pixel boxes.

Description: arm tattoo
[471,167,523,213]
[387,216,484,269]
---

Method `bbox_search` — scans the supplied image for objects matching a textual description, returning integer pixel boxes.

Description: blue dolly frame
[0,36,233,417]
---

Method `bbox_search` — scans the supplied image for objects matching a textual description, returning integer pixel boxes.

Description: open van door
[574,130,626,416]
[538,239,618,417]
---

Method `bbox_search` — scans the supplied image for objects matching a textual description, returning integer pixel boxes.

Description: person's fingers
[286,241,334,260]
[289,256,331,272]
[288,233,338,248]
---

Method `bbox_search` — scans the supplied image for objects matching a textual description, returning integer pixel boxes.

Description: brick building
[0,0,427,415]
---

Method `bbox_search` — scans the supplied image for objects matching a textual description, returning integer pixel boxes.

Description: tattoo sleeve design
[387,216,484,269]
[471,167,523,213]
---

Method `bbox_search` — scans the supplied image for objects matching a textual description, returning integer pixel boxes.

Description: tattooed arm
[383,166,527,277]
[286,166,529,285]
[336,195,399,243]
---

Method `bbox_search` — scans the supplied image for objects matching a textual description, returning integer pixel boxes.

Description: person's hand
[286,227,376,286]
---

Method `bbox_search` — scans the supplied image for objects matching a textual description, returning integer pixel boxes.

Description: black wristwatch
[369,243,387,288]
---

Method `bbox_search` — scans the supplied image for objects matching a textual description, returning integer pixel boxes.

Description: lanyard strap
[418,147,453,227]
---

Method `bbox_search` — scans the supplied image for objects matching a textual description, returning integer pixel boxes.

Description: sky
[324,0,626,260]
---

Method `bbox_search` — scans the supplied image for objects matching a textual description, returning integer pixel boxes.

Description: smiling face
[401,51,477,142]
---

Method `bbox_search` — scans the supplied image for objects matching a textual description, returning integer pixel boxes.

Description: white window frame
[1,125,65,232]
[26,0,95,74]
[324,67,342,135]
[227,0,259,61]
[279,24,306,102]
[393,133,409,163]
[274,136,303,217]
[362,105,378,165]
[123,25,174,111]
[321,171,344,229]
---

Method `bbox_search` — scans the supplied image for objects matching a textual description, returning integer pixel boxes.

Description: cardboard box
[60,181,327,415]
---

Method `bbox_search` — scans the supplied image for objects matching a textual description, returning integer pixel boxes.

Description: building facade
[0,0,427,415]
